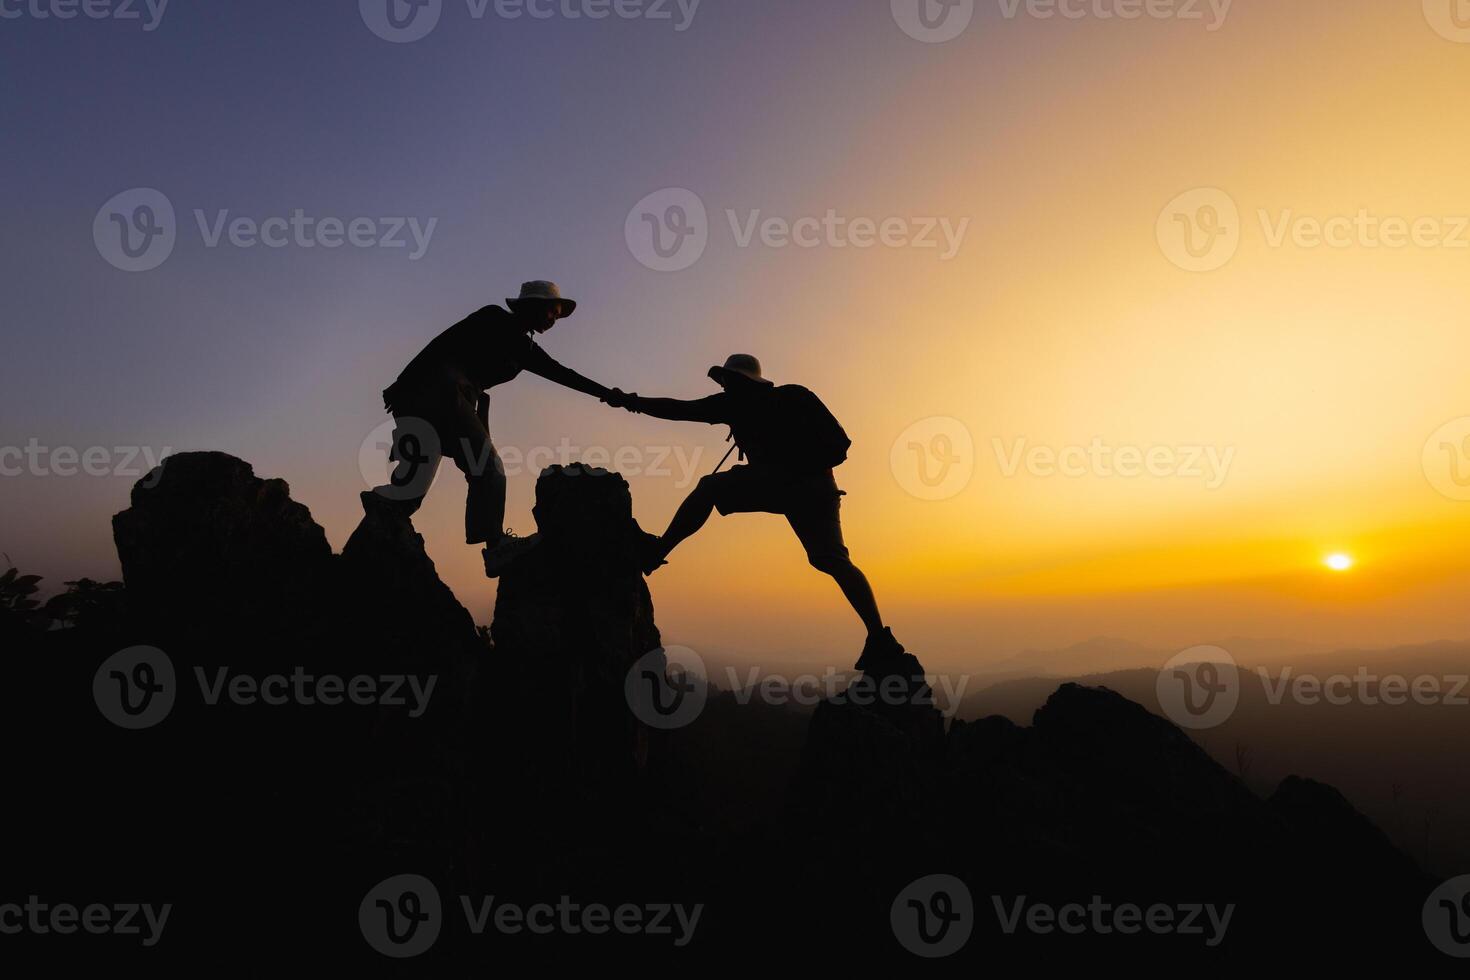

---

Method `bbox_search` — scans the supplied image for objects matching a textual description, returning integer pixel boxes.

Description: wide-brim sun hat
[507,280,577,318]
[708,353,772,386]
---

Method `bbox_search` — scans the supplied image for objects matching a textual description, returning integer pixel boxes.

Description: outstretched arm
[521,345,613,401]
[625,394,726,424]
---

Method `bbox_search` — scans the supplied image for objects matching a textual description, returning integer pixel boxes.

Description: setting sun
[1325,554,1356,572]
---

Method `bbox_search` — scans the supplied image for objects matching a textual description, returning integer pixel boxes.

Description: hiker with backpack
[607,354,907,669]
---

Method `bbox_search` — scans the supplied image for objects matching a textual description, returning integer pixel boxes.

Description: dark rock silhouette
[1269,775,1424,880]
[798,680,1432,960]
[957,659,1470,872]
[5,453,1441,969]
[490,464,663,785]
[345,489,481,651]
[799,662,946,833]
[112,452,333,635]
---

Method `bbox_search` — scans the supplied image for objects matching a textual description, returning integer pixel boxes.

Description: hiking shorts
[384,369,495,474]
[706,465,851,568]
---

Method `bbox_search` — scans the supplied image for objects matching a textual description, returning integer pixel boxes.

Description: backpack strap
[711,430,739,475]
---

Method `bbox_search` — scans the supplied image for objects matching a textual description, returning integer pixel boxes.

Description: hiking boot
[854,627,905,671]
[482,530,541,578]
[637,531,669,576]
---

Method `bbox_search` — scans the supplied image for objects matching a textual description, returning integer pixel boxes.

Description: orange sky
[334,3,1470,673]
[7,1,1469,675]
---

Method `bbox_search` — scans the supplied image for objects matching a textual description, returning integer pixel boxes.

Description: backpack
[766,385,852,470]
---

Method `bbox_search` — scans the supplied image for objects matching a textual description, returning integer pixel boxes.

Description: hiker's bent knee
[808,552,852,576]
[451,440,501,481]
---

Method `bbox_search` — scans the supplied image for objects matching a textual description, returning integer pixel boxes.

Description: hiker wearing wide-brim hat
[604,355,910,672]
[370,280,617,577]
[706,353,772,388]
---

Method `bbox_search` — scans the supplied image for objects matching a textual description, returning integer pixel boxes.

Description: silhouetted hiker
[371,281,617,576]
[609,355,906,669]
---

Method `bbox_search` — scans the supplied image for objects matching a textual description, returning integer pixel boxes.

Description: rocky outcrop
[798,660,946,836]
[490,464,663,785]
[341,489,483,688]
[112,452,333,637]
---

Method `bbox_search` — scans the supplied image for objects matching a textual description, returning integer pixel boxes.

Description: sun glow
[1325,554,1355,572]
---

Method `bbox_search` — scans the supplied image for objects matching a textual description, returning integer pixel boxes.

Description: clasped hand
[603,388,641,412]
